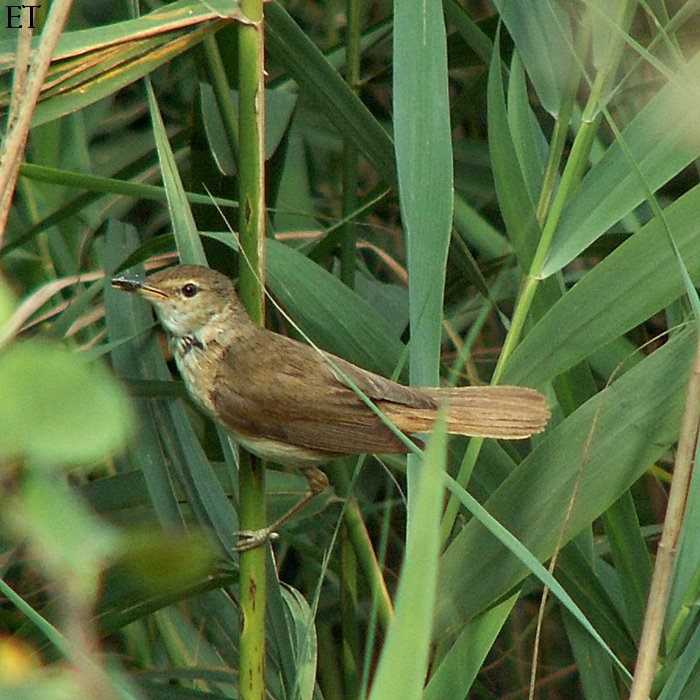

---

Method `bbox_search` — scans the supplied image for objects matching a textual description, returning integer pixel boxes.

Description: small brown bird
[112,264,549,549]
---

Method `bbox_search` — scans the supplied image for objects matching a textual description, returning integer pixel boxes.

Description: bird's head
[112,264,241,337]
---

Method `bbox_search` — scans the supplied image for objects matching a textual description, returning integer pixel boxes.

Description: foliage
[2,1,700,698]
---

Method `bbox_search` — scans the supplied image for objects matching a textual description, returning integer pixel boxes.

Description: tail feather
[383,386,550,439]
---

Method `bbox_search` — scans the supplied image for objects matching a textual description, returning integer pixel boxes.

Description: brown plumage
[113,264,550,549]
[113,264,550,467]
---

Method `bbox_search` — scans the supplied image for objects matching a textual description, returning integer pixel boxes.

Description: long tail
[383,386,550,439]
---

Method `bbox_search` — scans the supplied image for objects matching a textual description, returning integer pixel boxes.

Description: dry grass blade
[0,0,74,245]
[629,332,700,699]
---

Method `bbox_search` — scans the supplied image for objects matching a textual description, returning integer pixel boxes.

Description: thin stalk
[237,0,266,698]
[202,34,239,159]
[339,6,361,691]
[629,330,700,699]
[0,0,74,246]
[439,14,586,542]
[327,462,394,631]
[340,0,362,287]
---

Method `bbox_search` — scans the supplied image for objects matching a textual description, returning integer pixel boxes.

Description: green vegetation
[2,1,700,698]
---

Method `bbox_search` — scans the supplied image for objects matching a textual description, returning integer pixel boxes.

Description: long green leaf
[541,50,700,276]
[369,417,447,699]
[435,327,693,634]
[393,0,453,386]
[487,33,540,269]
[504,183,700,387]
[146,80,206,265]
[266,2,396,188]
[491,0,575,116]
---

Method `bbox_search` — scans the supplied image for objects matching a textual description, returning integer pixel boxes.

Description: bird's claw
[234,528,280,553]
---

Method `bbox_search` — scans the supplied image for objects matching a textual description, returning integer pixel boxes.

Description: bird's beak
[111,276,170,300]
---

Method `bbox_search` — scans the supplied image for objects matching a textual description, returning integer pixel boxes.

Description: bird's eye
[181,283,199,298]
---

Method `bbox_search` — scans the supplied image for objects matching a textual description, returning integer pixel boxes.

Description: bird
[112,264,549,549]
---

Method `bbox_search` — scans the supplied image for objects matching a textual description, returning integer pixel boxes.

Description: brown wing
[210,331,427,455]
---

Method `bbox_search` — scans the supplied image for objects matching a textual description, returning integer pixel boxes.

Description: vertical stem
[340,0,361,287]
[340,532,360,698]
[629,331,700,700]
[238,2,266,698]
[202,35,239,159]
[340,5,361,692]
[0,0,73,246]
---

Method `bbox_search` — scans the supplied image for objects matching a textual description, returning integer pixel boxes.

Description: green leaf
[394,0,453,385]
[268,244,407,376]
[491,0,576,116]
[504,183,700,387]
[443,0,493,66]
[563,612,619,700]
[424,595,517,700]
[266,2,397,188]
[601,492,651,640]
[487,34,540,269]
[200,83,297,175]
[0,341,132,467]
[541,51,700,276]
[435,328,693,634]
[281,585,317,700]
[369,416,447,699]
[146,80,207,265]
[507,52,546,203]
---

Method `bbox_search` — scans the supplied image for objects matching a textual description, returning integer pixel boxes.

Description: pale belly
[173,338,337,467]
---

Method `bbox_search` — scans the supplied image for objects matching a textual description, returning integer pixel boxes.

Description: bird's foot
[234,527,280,553]
[234,467,330,553]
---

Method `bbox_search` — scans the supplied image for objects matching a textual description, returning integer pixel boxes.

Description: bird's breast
[171,334,220,416]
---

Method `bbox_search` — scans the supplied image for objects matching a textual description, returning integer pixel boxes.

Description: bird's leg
[234,467,330,552]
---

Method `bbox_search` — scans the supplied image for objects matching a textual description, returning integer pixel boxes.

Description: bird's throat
[173,333,205,357]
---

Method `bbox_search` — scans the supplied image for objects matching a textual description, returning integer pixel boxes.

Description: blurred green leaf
[542,51,700,276]
[8,474,122,600]
[0,341,132,466]
[117,530,216,595]
[0,275,16,331]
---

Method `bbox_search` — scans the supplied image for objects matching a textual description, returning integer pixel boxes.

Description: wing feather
[210,333,417,455]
